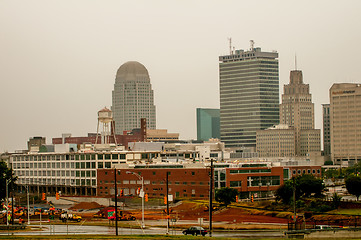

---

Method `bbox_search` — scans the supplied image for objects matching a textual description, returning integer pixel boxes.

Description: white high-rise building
[112,61,156,134]
[219,45,279,150]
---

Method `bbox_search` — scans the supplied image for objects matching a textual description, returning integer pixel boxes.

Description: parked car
[182,226,207,236]
[315,225,333,230]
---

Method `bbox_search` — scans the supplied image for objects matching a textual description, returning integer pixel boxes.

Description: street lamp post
[126,171,144,229]
[209,158,214,237]
[26,185,30,225]
[114,168,119,236]
[6,179,9,226]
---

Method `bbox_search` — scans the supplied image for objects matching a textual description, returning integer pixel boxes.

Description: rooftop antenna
[295,53,297,70]
[250,40,254,51]
[228,37,232,54]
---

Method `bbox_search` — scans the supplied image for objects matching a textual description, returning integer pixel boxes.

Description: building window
[230,181,242,188]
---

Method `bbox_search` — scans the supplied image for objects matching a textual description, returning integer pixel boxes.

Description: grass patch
[329,209,361,215]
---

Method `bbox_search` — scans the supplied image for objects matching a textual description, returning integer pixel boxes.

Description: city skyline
[1,1,361,152]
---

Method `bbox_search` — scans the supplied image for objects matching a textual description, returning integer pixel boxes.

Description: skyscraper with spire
[256,69,321,157]
[279,70,320,156]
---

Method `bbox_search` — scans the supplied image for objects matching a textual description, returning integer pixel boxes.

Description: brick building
[52,132,143,149]
[97,167,211,199]
[96,163,306,200]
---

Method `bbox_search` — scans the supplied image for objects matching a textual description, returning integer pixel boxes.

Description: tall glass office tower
[219,46,279,149]
[112,61,156,134]
[196,108,220,141]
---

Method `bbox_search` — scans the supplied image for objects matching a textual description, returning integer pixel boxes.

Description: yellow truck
[60,213,82,222]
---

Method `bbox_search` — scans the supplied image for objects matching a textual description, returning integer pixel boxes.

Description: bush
[296,200,305,208]
[324,160,334,165]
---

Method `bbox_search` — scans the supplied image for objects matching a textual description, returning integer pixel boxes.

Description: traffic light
[56,192,59,200]
[137,188,141,195]
[164,196,167,205]
[120,189,123,197]
[145,193,148,202]
[251,194,254,203]
[42,193,46,201]
[235,195,238,202]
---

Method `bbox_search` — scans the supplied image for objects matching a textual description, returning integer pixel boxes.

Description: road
[0,224,285,238]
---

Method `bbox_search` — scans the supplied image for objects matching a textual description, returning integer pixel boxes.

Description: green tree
[332,193,342,209]
[297,174,324,197]
[0,160,17,202]
[275,181,294,204]
[275,174,324,204]
[344,162,361,178]
[215,187,238,206]
[324,169,340,179]
[345,175,361,201]
[324,160,334,166]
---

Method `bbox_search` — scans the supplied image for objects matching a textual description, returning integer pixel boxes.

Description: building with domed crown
[112,61,156,134]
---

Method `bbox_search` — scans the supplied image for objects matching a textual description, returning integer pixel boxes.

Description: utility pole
[209,158,213,237]
[27,185,30,225]
[166,172,170,234]
[293,177,296,229]
[126,171,145,228]
[6,179,9,226]
[114,168,118,236]
[11,193,14,225]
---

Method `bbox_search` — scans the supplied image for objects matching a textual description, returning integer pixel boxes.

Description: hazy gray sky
[1,0,361,152]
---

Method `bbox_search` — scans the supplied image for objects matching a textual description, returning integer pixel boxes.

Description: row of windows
[247,176,280,186]
[15,170,96,177]
[12,161,128,170]
[230,169,271,174]
[292,169,320,175]
[11,153,127,161]
[17,177,96,186]
[99,180,208,186]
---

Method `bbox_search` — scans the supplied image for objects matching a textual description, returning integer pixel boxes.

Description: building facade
[146,129,179,142]
[330,83,361,166]
[256,125,296,158]
[10,150,160,196]
[196,108,220,142]
[52,132,143,149]
[112,61,156,134]
[219,45,279,150]
[28,136,46,152]
[10,149,322,200]
[322,104,331,156]
[97,163,286,200]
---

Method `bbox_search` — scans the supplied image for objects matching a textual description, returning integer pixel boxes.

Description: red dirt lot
[151,202,288,224]
[212,208,288,224]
